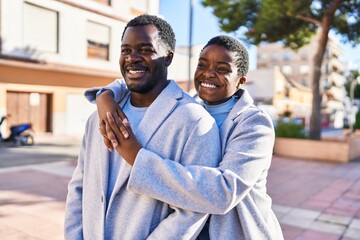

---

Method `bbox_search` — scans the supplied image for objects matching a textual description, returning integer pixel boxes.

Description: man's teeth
[201,82,216,88]
[129,70,145,74]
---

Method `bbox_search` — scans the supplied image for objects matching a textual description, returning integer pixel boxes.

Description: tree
[344,71,360,99]
[202,0,360,139]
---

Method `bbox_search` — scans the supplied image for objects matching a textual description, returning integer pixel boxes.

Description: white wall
[0,0,159,73]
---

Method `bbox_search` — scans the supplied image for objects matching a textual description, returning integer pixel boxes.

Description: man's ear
[165,51,174,66]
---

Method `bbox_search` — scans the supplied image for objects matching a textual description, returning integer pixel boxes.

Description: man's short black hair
[121,14,176,52]
[202,35,249,77]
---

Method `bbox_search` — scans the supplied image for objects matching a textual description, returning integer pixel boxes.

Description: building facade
[0,0,159,136]
[256,33,346,128]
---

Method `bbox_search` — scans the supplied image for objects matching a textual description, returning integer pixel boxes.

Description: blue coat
[65,80,221,239]
[127,89,284,240]
[84,80,283,239]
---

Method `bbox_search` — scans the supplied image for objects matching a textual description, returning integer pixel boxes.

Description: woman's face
[194,44,240,105]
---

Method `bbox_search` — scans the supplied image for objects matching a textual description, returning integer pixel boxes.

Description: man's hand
[96,90,129,152]
[106,112,142,166]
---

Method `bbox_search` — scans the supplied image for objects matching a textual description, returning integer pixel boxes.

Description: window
[130,0,147,14]
[271,53,278,61]
[300,65,309,74]
[23,3,58,53]
[283,52,291,61]
[87,21,110,60]
[93,0,111,5]
[282,65,292,75]
[261,53,268,60]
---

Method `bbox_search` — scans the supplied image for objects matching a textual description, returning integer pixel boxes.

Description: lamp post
[186,0,194,92]
[349,76,360,136]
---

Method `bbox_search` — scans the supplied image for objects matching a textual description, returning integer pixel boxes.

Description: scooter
[0,115,34,146]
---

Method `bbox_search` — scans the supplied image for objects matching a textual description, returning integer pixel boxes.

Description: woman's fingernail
[123,118,130,126]
[108,148,112,152]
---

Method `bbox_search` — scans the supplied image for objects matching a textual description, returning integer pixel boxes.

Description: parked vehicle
[0,115,34,146]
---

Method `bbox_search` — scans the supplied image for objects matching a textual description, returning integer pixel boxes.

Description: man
[64,14,220,239]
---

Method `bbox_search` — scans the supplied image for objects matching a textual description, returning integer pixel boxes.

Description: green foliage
[275,120,308,139]
[344,71,360,99]
[201,0,360,49]
[355,110,360,130]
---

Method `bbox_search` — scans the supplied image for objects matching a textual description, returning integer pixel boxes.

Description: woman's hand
[106,112,142,166]
[96,90,129,151]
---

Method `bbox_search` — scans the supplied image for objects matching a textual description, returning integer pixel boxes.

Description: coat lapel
[108,81,182,204]
[219,89,254,154]
[136,81,181,146]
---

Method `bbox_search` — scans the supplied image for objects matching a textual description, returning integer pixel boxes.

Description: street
[0,135,360,239]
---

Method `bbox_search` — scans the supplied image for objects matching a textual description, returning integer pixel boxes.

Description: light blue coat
[85,79,284,239]
[65,80,221,239]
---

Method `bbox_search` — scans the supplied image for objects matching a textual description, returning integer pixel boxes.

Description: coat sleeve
[142,114,221,239]
[84,79,128,103]
[64,123,89,239]
[128,110,275,215]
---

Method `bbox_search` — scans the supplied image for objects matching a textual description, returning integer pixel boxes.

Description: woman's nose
[204,70,215,78]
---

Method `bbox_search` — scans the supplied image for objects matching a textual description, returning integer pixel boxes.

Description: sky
[159,0,360,71]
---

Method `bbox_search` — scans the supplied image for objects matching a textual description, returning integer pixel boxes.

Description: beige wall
[0,60,118,135]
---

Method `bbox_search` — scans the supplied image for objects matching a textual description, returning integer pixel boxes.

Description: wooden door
[6,91,52,134]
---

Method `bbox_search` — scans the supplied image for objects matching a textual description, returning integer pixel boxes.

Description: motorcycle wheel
[20,134,34,146]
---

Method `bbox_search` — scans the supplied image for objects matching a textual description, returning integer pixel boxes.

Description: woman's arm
[126,110,275,214]
[84,79,127,103]
[84,79,131,151]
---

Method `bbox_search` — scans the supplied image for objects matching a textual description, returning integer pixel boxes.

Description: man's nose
[126,51,141,62]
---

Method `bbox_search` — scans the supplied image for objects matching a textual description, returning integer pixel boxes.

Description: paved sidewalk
[0,137,360,239]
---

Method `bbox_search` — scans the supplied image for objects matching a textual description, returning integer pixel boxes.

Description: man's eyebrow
[121,43,153,48]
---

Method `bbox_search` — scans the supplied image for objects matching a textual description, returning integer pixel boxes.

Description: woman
[86,35,283,239]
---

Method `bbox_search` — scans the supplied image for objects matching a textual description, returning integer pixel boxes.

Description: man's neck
[130,80,170,107]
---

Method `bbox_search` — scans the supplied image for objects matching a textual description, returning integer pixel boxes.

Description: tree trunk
[309,0,341,139]
[309,31,328,140]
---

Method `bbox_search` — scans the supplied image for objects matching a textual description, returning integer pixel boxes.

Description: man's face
[119,25,170,96]
[194,44,239,105]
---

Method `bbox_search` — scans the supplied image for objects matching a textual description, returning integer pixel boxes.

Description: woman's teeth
[201,82,216,88]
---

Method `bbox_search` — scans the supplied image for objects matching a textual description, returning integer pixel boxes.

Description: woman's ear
[240,76,247,85]
[236,76,247,89]
[165,51,174,66]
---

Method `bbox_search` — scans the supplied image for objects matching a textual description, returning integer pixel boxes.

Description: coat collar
[227,89,254,120]
[208,89,254,154]
[130,80,182,147]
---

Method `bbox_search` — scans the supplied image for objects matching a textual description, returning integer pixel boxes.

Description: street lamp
[186,0,194,92]
[349,76,360,136]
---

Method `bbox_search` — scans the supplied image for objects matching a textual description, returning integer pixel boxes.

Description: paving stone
[280,214,314,228]
[288,207,321,219]
[343,228,360,239]
[317,212,352,226]
[308,219,347,235]
[272,204,293,219]
[294,229,342,240]
[349,218,360,230]
[280,224,303,240]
